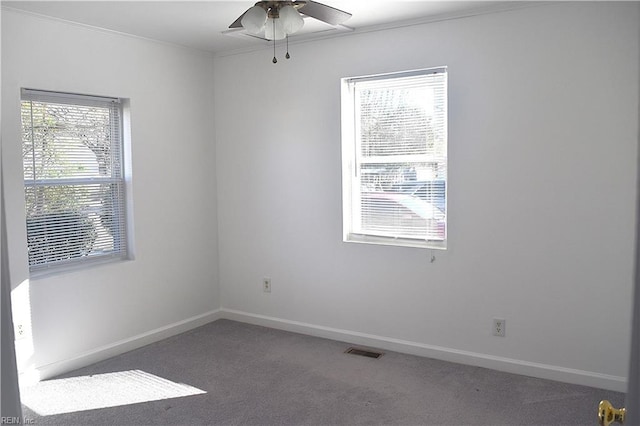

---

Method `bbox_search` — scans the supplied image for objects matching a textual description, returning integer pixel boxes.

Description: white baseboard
[220,308,627,392]
[30,309,222,382]
[27,307,626,392]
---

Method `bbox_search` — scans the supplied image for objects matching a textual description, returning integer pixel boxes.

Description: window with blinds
[21,89,128,273]
[341,68,447,249]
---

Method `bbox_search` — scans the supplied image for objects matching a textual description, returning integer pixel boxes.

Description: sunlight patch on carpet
[21,369,206,416]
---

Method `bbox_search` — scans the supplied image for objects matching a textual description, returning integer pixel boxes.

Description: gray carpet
[20,319,624,425]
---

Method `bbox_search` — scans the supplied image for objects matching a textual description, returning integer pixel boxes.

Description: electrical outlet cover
[493,318,505,337]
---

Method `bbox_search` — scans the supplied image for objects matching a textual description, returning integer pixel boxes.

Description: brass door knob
[599,400,626,426]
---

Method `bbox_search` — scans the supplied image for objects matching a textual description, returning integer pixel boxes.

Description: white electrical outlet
[493,318,505,337]
[15,323,26,340]
[263,278,271,293]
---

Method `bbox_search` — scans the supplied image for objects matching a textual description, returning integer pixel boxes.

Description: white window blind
[341,68,447,249]
[21,89,128,272]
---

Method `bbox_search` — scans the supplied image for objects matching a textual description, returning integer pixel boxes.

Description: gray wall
[214,2,640,390]
[1,8,220,379]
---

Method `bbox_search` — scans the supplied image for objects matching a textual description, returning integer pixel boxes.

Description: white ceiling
[1,1,536,54]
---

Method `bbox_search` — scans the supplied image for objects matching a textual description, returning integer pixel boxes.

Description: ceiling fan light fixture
[229,0,351,63]
[240,5,267,34]
[264,17,286,41]
[279,5,304,35]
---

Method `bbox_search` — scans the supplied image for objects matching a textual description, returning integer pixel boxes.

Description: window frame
[21,88,131,275]
[341,67,448,250]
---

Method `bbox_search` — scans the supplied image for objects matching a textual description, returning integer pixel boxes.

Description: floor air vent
[345,347,384,359]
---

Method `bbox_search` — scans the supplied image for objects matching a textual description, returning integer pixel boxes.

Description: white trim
[0,2,544,59]
[25,307,627,392]
[219,308,627,392]
[21,88,120,106]
[29,309,222,382]
[344,67,446,84]
[214,2,545,58]
[345,234,447,250]
[1,6,214,58]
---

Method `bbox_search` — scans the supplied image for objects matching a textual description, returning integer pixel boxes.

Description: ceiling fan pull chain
[272,24,277,63]
[285,35,291,59]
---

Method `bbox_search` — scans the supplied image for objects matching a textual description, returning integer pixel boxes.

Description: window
[341,68,447,249]
[21,89,129,273]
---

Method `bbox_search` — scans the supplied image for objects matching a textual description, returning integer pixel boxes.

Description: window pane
[359,90,439,157]
[361,191,445,240]
[25,183,126,268]
[22,100,118,181]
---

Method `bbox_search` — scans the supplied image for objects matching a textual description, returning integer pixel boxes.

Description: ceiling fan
[229,1,352,62]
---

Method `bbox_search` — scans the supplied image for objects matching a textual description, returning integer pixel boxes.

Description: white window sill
[345,233,447,250]
[29,255,131,280]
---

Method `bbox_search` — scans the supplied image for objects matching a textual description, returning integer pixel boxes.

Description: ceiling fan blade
[229,10,248,29]
[297,1,351,26]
